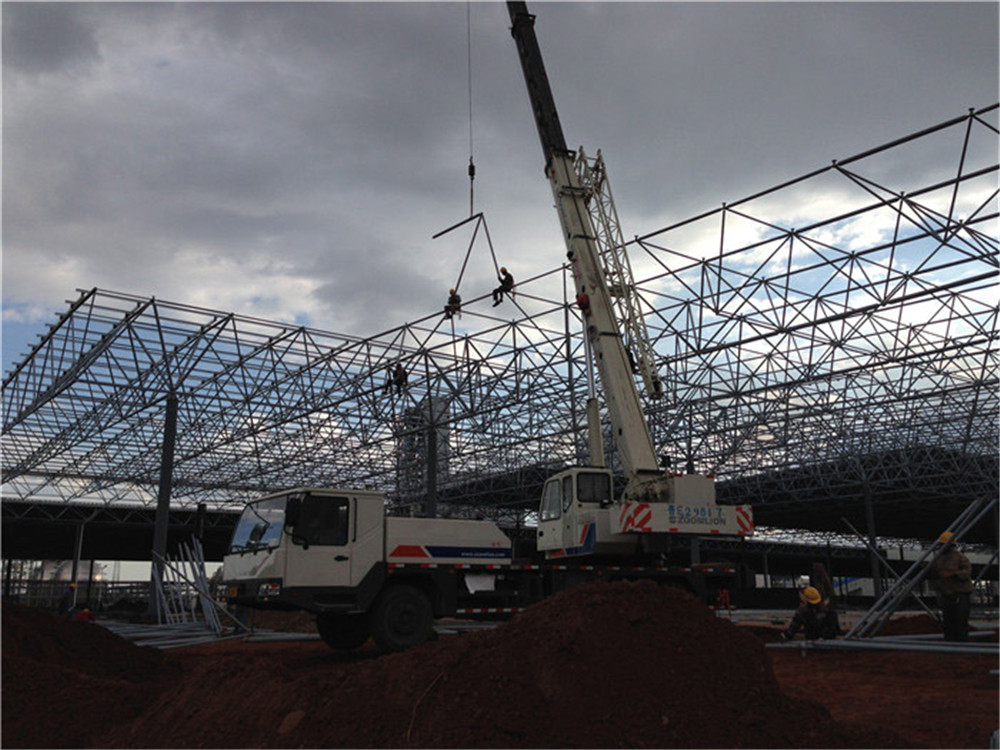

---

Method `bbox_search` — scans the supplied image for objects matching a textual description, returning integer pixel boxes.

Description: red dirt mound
[2,602,178,748]
[96,580,908,748]
[2,602,172,681]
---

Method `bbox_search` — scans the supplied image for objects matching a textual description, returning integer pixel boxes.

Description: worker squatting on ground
[444,289,462,319]
[781,586,841,641]
[929,531,973,642]
[493,267,514,306]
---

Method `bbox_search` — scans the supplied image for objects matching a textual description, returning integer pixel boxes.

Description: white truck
[223,2,753,652]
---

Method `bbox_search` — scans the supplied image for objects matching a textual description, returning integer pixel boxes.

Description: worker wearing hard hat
[928,531,973,642]
[781,586,841,641]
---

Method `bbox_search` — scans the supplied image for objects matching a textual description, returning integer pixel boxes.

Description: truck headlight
[258,582,281,598]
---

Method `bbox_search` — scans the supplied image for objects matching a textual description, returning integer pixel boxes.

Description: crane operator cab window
[562,476,574,512]
[540,479,562,521]
[577,472,612,507]
[288,493,350,548]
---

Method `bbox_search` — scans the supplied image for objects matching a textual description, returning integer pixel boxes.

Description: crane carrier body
[222,486,742,650]
[223,2,753,652]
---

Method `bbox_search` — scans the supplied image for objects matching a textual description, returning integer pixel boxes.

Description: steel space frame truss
[2,105,998,536]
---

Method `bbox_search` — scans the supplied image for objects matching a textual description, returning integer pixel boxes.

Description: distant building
[397,396,450,501]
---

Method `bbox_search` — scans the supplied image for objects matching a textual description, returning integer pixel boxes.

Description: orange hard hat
[500,266,507,273]
[803,586,822,605]
[450,289,456,295]
[938,531,955,545]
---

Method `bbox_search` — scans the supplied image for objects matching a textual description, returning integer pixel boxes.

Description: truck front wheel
[370,584,433,651]
[316,612,370,650]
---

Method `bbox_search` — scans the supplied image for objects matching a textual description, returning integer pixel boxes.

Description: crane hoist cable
[431,6,515,311]
[466,0,476,217]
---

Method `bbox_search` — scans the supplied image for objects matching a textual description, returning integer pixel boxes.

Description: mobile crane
[222,2,752,653]
[506,1,752,559]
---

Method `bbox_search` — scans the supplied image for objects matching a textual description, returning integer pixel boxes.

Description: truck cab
[222,486,514,651]
[223,487,388,612]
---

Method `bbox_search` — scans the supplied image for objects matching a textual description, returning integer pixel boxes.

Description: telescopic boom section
[507,2,661,481]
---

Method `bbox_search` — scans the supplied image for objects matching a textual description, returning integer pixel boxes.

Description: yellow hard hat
[803,586,822,605]
[938,531,955,544]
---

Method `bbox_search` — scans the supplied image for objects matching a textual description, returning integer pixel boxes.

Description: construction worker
[781,586,840,641]
[493,267,514,306]
[391,363,407,395]
[382,364,408,395]
[929,531,973,641]
[444,289,462,319]
[57,583,76,616]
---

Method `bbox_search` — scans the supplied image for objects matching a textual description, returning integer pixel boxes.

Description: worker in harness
[493,267,514,306]
[781,586,841,641]
[444,289,462,319]
[384,363,408,395]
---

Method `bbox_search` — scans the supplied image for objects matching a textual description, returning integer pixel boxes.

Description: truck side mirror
[290,527,310,550]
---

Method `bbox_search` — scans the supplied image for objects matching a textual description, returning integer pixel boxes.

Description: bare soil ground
[2,583,996,749]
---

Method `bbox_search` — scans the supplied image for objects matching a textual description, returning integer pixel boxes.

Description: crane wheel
[316,612,370,650]
[370,584,433,651]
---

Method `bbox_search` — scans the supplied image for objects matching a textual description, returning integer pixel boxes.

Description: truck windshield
[229,497,286,553]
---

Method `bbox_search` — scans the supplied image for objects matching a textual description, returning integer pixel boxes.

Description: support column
[86,559,95,608]
[195,502,206,541]
[425,420,438,519]
[149,393,179,622]
[3,559,12,599]
[71,522,85,608]
[864,486,883,599]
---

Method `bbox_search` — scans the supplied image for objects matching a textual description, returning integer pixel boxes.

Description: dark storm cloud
[2,3,101,75]
[520,3,999,223]
[2,2,997,374]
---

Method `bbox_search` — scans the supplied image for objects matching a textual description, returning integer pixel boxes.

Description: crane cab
[536,467,636,558]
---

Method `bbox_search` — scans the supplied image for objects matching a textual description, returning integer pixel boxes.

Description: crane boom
[508,1,661,481]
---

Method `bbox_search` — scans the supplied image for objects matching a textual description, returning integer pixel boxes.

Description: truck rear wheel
[370,584,433,651]
[316,612,370,650]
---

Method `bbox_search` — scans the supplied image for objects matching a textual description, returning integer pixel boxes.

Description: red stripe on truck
[390,545,429,558]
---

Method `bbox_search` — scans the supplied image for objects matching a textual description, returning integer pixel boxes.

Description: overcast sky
[3,1,997,377]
